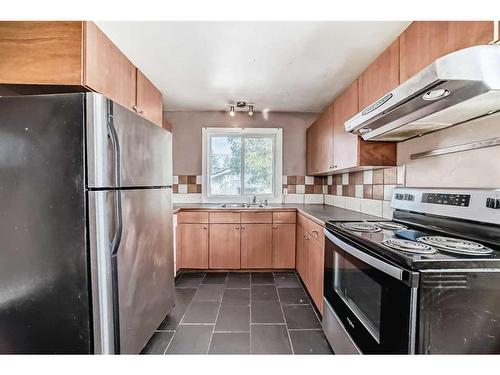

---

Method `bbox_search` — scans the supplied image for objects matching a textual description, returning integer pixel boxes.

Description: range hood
[345,45,500,141]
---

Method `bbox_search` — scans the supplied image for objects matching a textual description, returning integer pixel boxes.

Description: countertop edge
[172,204,383,224]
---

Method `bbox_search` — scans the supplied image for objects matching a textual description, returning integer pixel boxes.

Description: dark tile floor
[141,271,333,355]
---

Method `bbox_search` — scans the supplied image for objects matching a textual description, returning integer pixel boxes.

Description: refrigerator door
[86,93,172,189]
[0,94,92,353]
[88,188,174,354]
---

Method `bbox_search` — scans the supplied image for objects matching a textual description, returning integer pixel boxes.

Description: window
[202,128,282,201]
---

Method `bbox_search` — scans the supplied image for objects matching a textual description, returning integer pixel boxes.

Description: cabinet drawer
[241,211,273,223]
[209,211,241,223]
[297,213,324,244]
[177,211,209,224]
[273,211,296,224]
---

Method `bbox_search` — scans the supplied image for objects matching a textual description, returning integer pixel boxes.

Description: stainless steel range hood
[345,45,500,141]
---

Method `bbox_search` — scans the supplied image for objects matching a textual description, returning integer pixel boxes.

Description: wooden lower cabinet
[177,224,208,269]
[307,237,324,313]
[272,224,296,269]
[296,225,308,282]
[241,224,273,268]
[209,224,241,269]
[296,223,324,314]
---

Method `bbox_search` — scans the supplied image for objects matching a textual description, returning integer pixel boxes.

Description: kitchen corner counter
[172,203,383,225]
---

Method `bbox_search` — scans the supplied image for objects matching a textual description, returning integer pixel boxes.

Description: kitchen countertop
[173,203,383,224]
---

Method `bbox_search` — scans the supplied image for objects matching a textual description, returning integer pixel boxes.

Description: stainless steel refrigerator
[0,93,175,354]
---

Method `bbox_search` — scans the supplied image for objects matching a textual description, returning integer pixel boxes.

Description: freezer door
[88,188,175,354]
[0,94,92,354]
[86,93,172,189]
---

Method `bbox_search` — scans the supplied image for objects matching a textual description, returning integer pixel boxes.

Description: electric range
[322,187,500,355]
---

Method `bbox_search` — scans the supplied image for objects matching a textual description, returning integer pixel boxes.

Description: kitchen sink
[218,203,266,208]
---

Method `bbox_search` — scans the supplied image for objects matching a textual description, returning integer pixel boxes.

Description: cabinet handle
[273,225,277,229]
[203,226,207,229]
[304,236,309,240]
[132,105,138,112]
[241,225,245,229]
[236,226,240,229]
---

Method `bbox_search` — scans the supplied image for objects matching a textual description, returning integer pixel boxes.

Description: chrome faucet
[252,195,257,204]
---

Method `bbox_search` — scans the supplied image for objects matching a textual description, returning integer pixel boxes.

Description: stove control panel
[391,188,499,225]
[486,198,500,209]
[422,193,471,207]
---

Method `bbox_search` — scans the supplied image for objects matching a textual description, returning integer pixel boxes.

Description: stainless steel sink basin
[218,203,266,208]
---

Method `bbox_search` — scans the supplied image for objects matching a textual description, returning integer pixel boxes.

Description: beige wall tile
[372,169,384,184]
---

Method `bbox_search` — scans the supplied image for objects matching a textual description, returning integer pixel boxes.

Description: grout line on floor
[162,330,176,355]
[206,292,224,354]
[287,328,324,331]
[277,282,295,354]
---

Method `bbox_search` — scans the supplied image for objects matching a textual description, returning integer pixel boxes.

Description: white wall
[397,112,500,188]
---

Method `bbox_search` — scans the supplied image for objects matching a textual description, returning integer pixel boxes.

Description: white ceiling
[96,21,410,112]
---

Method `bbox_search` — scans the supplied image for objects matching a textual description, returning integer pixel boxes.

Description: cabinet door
[177,224,208,269]
[272,224,296,269]
[306,120,319,175]
[400,21,495,82]
[306,106,334,175]
[84,22,137,110]
[0,21,83,85]
[333,80,359,171]
[358,38,399,110]
[136,69,163,126]
[307,237,324,314]
[241,224,272,269]
[209,224,241,269]
[296,226,308,284]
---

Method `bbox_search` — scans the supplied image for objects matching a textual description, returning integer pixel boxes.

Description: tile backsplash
[323,166,405,219]
[173,167,404,218]
[173,174,326,204]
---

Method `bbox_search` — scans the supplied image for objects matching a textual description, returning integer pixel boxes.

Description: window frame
[202,127,283,203]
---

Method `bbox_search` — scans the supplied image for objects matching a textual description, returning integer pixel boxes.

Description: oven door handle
[325,229,405,281]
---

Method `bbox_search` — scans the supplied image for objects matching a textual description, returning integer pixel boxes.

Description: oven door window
[334,250,382,342]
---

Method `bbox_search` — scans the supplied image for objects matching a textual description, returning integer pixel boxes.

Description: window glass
[243,137,273,195]
[210,136,241,195]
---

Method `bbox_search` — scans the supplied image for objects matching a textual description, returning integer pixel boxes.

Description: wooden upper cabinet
[358,38,399,110]
[0,21,83,85]
[333,80,360,171]
[241,224,273,269]
[399,21,495,82]
[306,105,334,175]
[0,21,163,122]
[84,22,136,110]
[136,69,163,126]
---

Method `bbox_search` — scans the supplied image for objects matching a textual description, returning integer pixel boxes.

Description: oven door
[323,229,418,354]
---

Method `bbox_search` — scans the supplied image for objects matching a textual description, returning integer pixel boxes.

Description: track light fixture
[228,101,255,117]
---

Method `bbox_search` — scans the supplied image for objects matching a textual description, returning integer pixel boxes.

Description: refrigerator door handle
[107,100,123,256]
